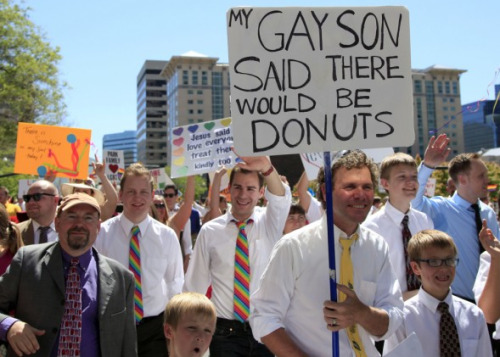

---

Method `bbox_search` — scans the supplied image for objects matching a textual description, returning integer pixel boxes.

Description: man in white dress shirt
[184,155,291,357]
[95,163,184,357]
[251,150,403,357]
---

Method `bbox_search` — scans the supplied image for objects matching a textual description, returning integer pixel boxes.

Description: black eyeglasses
[417,258,459,267]
[155,203,166,208]
[23,193,56,203]
[164,193,176,198]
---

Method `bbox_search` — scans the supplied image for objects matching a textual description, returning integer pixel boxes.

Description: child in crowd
[164,292,217,357]
[363,152,433,300]
[384,229,491,356]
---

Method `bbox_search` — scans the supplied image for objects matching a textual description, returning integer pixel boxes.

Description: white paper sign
[424,177,436,197]
[227,7,414,156]
[103,150,124,183]
[170,118,238,178]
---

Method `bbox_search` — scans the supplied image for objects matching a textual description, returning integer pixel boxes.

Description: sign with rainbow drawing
[14,123,91,180]
[170,118,237,178]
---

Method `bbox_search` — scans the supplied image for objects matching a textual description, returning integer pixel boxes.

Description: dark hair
[448,153,481,183]
[316,150,378,209]
[164,185,178,196]
[288,203,306,216]
[0,204,23,254]
[229,167,264,188]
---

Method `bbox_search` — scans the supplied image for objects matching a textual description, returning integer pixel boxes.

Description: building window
[437,81,443,94]
[192,71,198,85]
[197,90,203,95]
[202,71,208,85]
[197,100,203,105]
[197,109,203,114]
[188,89,193,94]
[188,109,194,114]
[188,118,194,123]
[452,81,458,95]
[182,70,189,85]
[445,81,450,94]
[414,80,422,94]
[188,100,194,104]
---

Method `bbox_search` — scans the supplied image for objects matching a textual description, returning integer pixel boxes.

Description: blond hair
[379,152,417,180]
[164,292,216,328]
[408,229,458,262]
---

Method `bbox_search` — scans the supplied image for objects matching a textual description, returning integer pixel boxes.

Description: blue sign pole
[324,151,339,357]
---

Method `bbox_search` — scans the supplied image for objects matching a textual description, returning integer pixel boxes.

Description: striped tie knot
[233,219,252,322]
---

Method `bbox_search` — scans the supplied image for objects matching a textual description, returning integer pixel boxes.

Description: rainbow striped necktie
[234,219,252,322]
[129,225,143,323]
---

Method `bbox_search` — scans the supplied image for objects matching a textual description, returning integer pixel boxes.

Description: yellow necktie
[339,234,367,357]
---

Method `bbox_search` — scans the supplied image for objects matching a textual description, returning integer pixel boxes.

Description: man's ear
[380,178,389,191]
[164,323,174,339]
[410,261,421,276]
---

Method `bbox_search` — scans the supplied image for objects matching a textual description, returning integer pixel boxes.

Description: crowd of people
[0,133,498,357]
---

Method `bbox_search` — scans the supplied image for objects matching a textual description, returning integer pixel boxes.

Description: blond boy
[164,292,217,357]
[384,230,492,356]
[363,152,433,300]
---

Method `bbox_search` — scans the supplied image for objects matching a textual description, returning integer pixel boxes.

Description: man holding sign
[250,151,403,356]
[184,154,291,356]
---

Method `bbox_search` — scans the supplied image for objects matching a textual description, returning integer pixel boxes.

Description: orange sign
[14,123,91,179]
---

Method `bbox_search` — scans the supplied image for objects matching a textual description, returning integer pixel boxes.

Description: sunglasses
[23,193,56,203]
[155,203,166,208]
[164,193,176,198]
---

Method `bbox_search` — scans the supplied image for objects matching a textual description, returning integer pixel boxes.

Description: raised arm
[234,152,285,197]
[202,167,227,224]
[477,219,500,323]
[296,171,312,212]
[93,154,118,221]
[422,134,451,169]
[169,176,195,233]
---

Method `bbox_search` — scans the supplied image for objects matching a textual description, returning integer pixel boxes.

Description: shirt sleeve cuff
[0,317,19,341]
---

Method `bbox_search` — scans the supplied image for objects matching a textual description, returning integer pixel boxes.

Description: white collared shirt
[384,288,492,356]
[32,220,58,244]
[95,214,184,317]
[183,185,291,320]
[250,217,404,357]
[363,201,433,292]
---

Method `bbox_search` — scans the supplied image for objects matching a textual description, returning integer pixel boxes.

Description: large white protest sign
[170,118,238,178]
[227,7,414,156]
[103,150,124,183]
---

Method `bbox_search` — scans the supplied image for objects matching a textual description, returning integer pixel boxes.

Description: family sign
[227,6,414,156]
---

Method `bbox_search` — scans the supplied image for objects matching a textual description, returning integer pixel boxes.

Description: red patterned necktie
[234,219,252,322]
[402,215,420,290]
[129,225,143,323]
[438,302,461,357]
[58,258,82,357]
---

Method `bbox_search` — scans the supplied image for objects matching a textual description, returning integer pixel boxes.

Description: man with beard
[17,180,60,245]
[0,193,137,356]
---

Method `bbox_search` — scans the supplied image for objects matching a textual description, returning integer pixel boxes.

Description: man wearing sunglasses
[17,180,60,245]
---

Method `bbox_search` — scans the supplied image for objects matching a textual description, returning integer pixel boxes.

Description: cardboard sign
[227,7,414,156]
[103,150,124,183]
[301,147,394,181]
[170,118,237,178]
[424,177,436,197]
[150,168,174,193]
[14,123,91,179]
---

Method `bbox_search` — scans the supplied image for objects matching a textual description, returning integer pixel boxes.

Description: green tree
[0,0,66,159]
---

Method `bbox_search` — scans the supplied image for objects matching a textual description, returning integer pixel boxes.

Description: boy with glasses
[384,229,491,356]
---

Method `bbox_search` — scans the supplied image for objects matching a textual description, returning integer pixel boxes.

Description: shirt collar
[60,245,93,270]
[451,191,480,210]
[32,220,55,232]
[225,211,256,226]
[384,201,408,223]
[417,286,454,313]
[119,213,151,236]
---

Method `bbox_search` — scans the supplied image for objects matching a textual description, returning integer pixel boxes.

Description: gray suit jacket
[16,219,35,246]
[0,243,137,357]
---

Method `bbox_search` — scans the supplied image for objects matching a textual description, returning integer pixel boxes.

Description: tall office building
[103,130,137,167]
[160,51,231,161]
[396,65,466,158]
[136,60,169,167]
[462,84,500,153]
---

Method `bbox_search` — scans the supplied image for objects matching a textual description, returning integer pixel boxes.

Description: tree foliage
[0,0,66,158]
